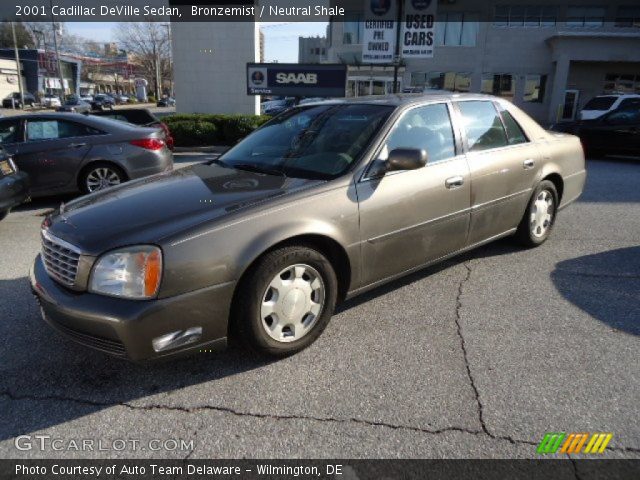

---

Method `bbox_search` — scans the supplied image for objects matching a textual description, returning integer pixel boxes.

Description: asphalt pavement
[0,158,638,462]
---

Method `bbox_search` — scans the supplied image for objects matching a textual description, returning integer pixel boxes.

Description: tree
[115,22,172,98]
[0,22,35,49]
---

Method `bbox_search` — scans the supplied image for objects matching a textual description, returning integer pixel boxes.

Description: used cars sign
[247,63,347,97]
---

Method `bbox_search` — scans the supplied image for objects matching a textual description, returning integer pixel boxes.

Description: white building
[170,22,261,115]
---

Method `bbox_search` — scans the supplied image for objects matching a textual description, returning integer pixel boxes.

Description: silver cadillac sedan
[31,94,586,361]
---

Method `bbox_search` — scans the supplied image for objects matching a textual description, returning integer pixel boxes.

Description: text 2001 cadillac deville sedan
[31,94,586,361]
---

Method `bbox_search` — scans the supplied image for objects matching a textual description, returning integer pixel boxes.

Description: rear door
[455,100,540,244]
[356,102,471,286]
[14,118,95,194]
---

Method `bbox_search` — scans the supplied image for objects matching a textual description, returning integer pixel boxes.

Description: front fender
[158,183,360,298]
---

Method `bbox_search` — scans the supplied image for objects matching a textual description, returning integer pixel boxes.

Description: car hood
[46,163,322,255]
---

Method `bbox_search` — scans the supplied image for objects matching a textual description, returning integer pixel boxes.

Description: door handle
[68,142,86,148]
[523,158,535,169]
[445,176,464,189]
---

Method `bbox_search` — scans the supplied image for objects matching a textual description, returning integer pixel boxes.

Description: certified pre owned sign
[247,63,347,97]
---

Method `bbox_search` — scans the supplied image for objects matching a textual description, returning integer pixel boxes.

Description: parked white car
[579,94,640,120]
[80,94,93,102]
[41,94,62,108]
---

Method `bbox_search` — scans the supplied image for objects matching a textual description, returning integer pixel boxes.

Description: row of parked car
[0,108,175,220]
[3,92,176,111]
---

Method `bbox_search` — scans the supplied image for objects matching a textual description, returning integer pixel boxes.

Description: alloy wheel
[85,167,122,192]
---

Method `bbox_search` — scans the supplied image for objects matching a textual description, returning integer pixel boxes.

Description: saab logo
[370,0,391,16]
[537,432,613,454]
[275,72,318,85]
[411,0,431,10]
[251,70,265,85]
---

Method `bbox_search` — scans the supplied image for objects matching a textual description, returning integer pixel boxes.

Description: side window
[383,103,456,163]
[27,120,100,141]
[498,107,528,145]
[0,120,21,144]
[457,101,508,152]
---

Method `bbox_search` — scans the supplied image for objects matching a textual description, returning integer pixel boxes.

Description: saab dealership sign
[247,64,347,97]
[362,0,397,63]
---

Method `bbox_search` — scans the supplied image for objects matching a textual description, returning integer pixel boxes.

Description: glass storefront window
[481,73,515,101]
[523,75,547,102]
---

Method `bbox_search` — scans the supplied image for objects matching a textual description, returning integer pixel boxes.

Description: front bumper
[0,171,29,213]
[30,255,234,362]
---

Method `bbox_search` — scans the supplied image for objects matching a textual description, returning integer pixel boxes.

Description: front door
[356,102,471,287]
[455,100,540,244]
[15,118,93,194]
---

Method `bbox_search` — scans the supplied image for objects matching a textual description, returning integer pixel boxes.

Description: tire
[232,245,338,357]
[0,209,8,221]
[79,162,126,194]
[515,180,558,247]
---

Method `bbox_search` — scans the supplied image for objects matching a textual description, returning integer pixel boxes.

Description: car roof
[295,92,501,108]
[0,112,150,131]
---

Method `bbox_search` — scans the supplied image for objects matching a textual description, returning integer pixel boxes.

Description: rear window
[457,101,509,152]
[583,96,617,111]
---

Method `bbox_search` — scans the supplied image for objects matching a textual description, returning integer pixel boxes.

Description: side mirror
[386,148,428,172]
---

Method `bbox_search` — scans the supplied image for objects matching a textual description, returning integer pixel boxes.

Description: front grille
[41,231,81,287]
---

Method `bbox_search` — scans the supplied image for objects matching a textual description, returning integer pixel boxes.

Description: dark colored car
[0,113,173,197]
[90,108,175,150]
[30,94,585,362]
[2,92,36,109]
[551,106,640,158]
[57,95,92,113]
[157,97,175,107]
[261,97,296,116]
[91,94,116,111]
[0,146,29,220]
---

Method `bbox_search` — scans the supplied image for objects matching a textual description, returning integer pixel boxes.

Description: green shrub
[163,113,271,146]
[169,120,219,146]
[147,95,157,103]
[127,97,138,104]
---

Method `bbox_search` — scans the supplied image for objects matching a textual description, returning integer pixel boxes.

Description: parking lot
[0,157,638,460]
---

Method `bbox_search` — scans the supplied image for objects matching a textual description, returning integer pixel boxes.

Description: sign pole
[393,0,403,94]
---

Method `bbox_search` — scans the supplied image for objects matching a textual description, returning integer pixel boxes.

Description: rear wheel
[515,180,558,247]
[232,246,338,357]
[80,163,125,194]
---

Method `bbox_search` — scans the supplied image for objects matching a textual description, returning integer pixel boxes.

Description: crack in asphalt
[2,390,639,454]
[453,262,490,437]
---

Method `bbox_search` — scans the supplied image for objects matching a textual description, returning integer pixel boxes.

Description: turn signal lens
[144,249,162,297]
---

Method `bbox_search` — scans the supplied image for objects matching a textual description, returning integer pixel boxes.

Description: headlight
[89,245,162,299]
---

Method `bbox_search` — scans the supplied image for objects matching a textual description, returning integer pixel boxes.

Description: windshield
[219,104,393,180]
[583,96,616,111]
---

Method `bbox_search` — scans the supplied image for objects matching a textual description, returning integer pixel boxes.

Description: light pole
[49,0,66,99]
[10,22,25,109]
[162,23,173,97]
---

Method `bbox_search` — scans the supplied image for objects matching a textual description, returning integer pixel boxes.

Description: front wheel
[515,180,558,247]
[232,246,338,357]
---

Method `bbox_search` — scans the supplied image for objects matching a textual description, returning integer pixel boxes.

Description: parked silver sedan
[0,113,173,197]
[32,94,585,361]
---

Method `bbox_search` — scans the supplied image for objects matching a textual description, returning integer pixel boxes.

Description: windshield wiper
[207,158,230,168]
[232,163,287,178]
